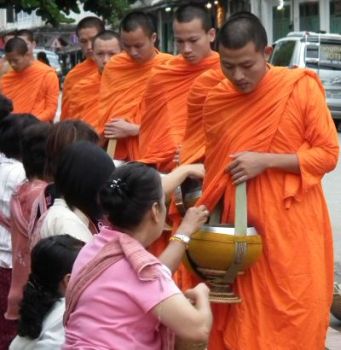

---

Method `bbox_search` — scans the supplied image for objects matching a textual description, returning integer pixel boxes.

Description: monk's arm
[39,71,59,122]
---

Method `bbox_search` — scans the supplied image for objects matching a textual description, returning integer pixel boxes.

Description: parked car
[270,32,341,123]
[33,48,63,82]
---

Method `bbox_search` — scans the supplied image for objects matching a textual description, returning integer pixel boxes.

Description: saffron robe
[61,58,98,120]
[98,51,172,160]
[138,52,220,172]
[67,70,101,133]
[197,67,339,350]
[0,61,59,122]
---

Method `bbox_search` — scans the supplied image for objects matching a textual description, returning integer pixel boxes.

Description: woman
[6,122,51,323]
[10,235,84,350]
[32,141,115,245]
[63,162,212,349]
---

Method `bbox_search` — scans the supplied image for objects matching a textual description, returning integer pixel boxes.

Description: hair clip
[109,178,124,195]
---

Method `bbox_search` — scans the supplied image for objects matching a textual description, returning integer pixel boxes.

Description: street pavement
[323,132,341,349]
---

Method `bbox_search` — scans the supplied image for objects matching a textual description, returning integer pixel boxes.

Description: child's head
[18,235,84,339]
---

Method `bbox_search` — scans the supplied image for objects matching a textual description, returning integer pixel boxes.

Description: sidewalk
[326,315,341,350]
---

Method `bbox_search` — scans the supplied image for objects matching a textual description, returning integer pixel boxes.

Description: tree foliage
[0,0,131,26]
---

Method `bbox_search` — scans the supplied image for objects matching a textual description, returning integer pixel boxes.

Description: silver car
[270,32,341,123]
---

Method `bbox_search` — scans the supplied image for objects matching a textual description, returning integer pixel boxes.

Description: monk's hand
[104,119,139,139]
[227,151,268,185]
[182,163,205,179]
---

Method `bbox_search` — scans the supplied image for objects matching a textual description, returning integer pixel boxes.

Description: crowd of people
[0,2,339,350]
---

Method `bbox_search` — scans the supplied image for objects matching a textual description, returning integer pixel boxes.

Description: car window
[270,40,296,66]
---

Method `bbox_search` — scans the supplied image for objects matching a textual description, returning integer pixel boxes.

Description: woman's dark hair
[99,162,163,230]
[37,51,50,66]
[45,120,99,180]
[21,123,51,180]
[18,235,84,339]
[0,114,39,159]
[0,94,13,119]
[55,141,115,222]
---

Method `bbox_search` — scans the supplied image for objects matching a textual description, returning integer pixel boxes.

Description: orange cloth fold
[1,60,59,121]
[138,53,221,172]
[61,58,98,120]
[180,68,225,165]
[194,67,338,350]
[67,70,101,133]
[98,51,172,160]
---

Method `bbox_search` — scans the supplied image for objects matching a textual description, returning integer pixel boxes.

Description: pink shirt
[63,229,180,350]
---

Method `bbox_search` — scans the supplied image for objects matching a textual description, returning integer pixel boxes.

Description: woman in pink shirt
[64,162,212,349]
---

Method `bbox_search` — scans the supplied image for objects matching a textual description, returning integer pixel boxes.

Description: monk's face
[121,27,156,64]
[93,38,121,73]
[219,41,272,94]
[78,27,100,59]
[18,36,36,56]
[173,18,215,64]
[5,50,31,72]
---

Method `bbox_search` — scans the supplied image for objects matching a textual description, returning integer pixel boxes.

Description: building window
[273,5,291,41]
[330,0,341,33]
[299,2,320,32]
[6,6,16,23]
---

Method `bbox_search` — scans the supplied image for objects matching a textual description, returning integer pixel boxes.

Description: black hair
[0,94,13,119]
[0,114,39,159]
[55,141,115,222]
[16,29,35,43]
[120,11,156,37]
[18,235,84,339]
[174,3,212,32]
[76,16,105,37]
[218,12,267,51]
[22,123,51,180]
[4,37,28,55]
[99,162,163,230]
[45,120,99,180]
[92,30,121,49]
[37,51,50,65]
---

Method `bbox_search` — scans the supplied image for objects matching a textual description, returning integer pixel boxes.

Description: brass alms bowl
[184,224,263,303]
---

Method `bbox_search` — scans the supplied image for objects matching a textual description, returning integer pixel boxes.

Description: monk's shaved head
[16,29,34,43]
[218,12,267,51]
[93,30,121,48]
[120,11,156,37]
[4,37,28,55]
[3,31,17,44]
[174,4,212,32]
[76,16,105,37]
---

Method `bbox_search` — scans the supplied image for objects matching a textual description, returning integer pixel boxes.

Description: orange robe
[180,67,225,165]
[98,51,172,160]
[138,52,220,172]
[61,58,98,120]
[67,70,101,133]
[197,67,339,350]
[0,60,59,122]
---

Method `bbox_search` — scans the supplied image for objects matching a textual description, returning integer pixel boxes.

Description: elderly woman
[63,162,212,349]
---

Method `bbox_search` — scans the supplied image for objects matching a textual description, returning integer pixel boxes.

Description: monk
[196,13,339,350]
[99,11,172,160]
[1,38,59,122]
[67,31,121,133]
[138,4,220,172]
[61,16,105,120]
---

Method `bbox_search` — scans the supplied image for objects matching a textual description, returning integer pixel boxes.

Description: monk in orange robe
[61,17,105,120]
[99,11,172,160]
[1,38,59,122]
[138,4,220,172]
[67,31,121,133]
[196,13,339,350]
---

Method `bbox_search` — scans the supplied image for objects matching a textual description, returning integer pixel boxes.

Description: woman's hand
[177,205,209,237]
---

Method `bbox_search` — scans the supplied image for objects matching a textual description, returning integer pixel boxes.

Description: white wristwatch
[170,233,191,248]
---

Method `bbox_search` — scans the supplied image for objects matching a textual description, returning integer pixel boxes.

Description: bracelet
[169,233,190,248]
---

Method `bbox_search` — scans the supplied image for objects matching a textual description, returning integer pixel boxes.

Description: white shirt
[10,298,65,350]
[0,154,26,268]
[39,198,93,243]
